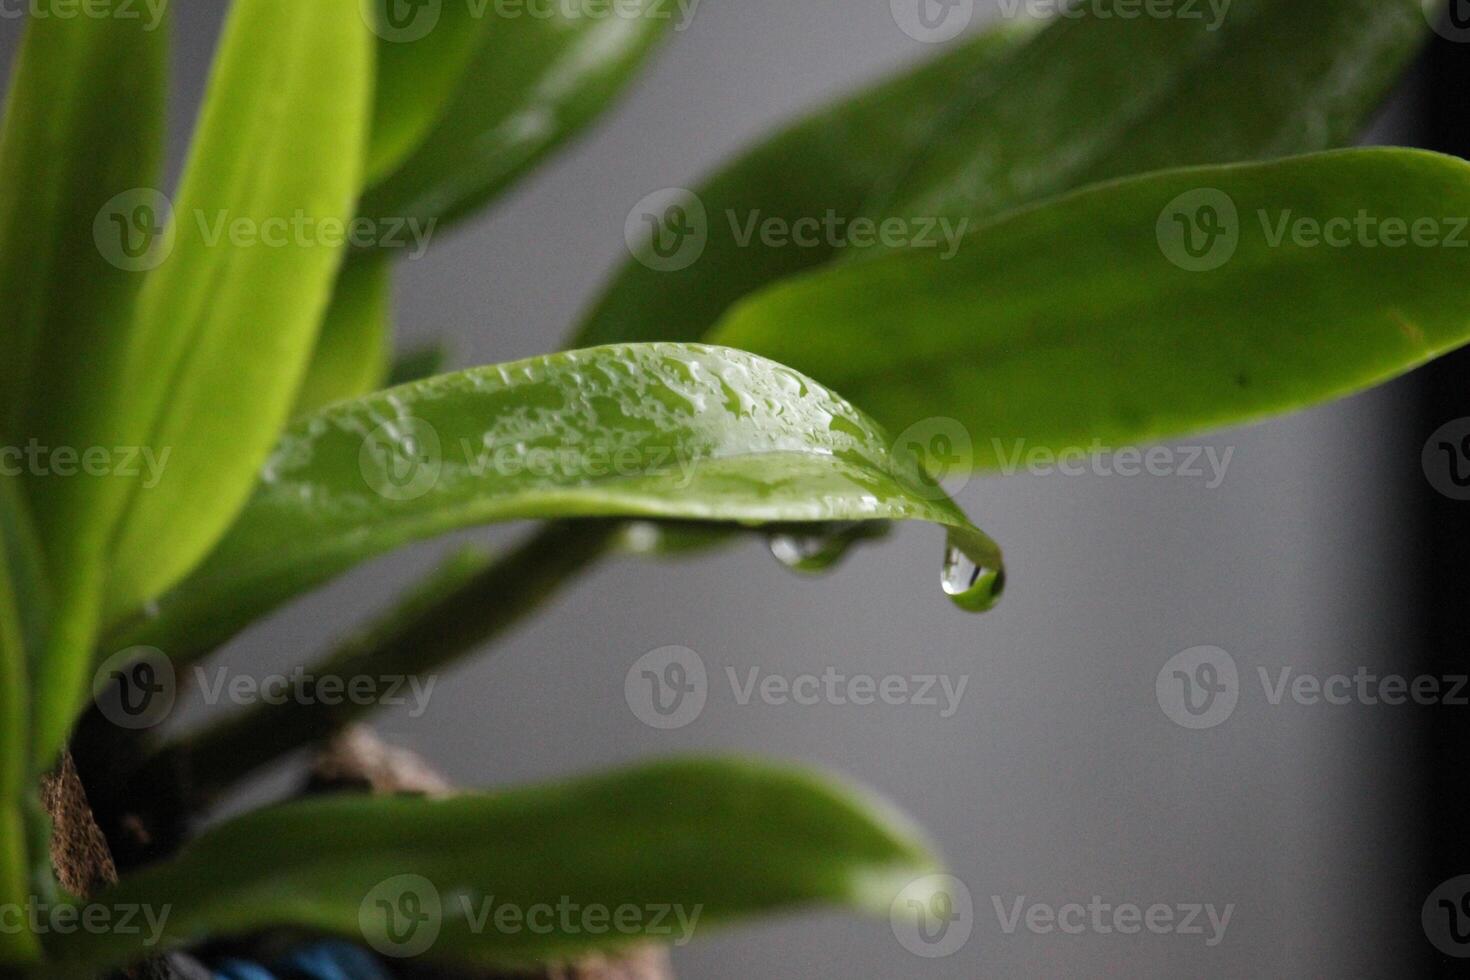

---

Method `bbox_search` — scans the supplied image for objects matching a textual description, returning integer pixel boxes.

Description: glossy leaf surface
[714,150,1470,466]
[110,344,1002,660]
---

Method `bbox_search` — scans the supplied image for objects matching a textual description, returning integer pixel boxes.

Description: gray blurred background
[2,2,1434,976]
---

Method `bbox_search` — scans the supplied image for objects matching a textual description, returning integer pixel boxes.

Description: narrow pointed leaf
[0,4,169,773]
[46,759,936,975]
[108,344,1002,660]
[294,254,393,417]
[359,0,675,237]
[0,475,42,963]
[713,149,1470,466]
[573,0,1428,349]
[101,0,374,623]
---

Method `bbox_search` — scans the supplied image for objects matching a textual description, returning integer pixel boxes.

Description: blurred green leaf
[0,3,168,774]
[48,759,936,975]
[574,0,1428,349]
[101,0,374,629]
[108,344,1002,661]
[866,0,1431,238]
[0,474,41,965]
[294,254,393,417]
[359,0,675,238]
[713,150,1470,465]
[363,0,486,182]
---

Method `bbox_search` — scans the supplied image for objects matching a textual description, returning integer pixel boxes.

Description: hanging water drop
[767,522,889,574]
[941,531,1005,613]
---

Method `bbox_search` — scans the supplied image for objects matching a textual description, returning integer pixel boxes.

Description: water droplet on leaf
[941,532,1005,613]
[767,522,888,574]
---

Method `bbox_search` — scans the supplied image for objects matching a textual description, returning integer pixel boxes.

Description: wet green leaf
[109,344,1002,661]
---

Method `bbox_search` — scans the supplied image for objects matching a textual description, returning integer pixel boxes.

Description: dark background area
[1420,24,1470,980]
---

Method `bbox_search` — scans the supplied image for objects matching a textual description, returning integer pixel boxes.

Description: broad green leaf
[101,0,374,627]
[107,344,1003,661]
[0,475,42,963]
[713,149,1470,466]
[573,0,1428,349]
[362,0,486,182]
[0,4,169,774]
[44,759,936,975]
[866,0,1432,236]
[294,254,393,418]
[359,0,675,237]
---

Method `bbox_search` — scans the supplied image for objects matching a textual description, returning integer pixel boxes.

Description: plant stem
[156,520,617,811]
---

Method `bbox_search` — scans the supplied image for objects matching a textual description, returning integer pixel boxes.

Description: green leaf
[573,0,1428,349]
[712,149,1470,465]
[100,0,374,625]
[362,0,486,183]
[46,759,936,975]
[359,0,675,238]
[866,0,1432,237]
[107,344,1003,661]
[0,475,42,964]
[0,3,169,774]
[0,1,167,446]
[293,254,393,418]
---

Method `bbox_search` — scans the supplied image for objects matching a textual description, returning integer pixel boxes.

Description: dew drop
[767,522,888,574]
[941,533,1005,613]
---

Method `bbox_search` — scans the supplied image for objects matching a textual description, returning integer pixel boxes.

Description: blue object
[275,940,391,980]
[212,960,277,980]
